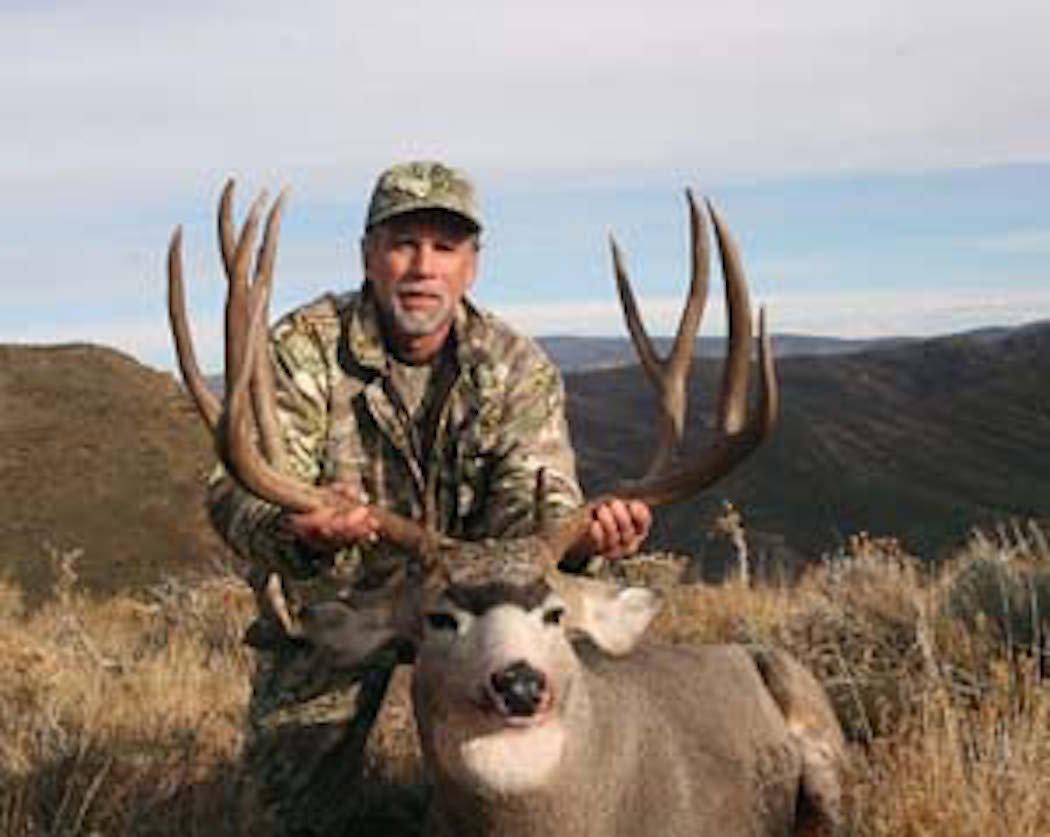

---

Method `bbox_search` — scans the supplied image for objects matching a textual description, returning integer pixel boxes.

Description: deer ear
[300,600,408,669]
[557,575,662,656]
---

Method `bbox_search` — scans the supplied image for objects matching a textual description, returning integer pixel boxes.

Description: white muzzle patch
[457,720,567,794]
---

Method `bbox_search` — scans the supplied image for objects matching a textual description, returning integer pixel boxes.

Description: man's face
[363,212,479,340]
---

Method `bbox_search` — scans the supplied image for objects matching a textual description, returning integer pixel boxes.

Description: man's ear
[464,245,479,292]
[552,573,662,656]
[360,234,372,279]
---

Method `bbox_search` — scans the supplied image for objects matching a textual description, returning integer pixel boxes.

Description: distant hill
[2,320,1048,598]
[538,333,913,371]
[566,320,1050,573]
[0,344,224,601]
[539,323,1037,372]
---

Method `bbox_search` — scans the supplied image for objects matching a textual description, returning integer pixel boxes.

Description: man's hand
[571,498,652,561]
[281,482,380,551]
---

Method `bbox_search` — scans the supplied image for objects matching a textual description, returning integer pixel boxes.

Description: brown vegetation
[2,524,1047,835]
[0,344,227,604]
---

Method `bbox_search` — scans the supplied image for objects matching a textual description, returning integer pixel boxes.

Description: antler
[611,190,710,476]
[544,191,778,557]
[166,179,434,555]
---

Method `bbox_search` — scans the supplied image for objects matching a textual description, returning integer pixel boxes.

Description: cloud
[493,285,1050,341]
[3,2,1048,369]
[762,286,1050,337]
[2,0,1048,212]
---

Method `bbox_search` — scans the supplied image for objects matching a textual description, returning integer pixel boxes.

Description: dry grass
[2,524,1048,835]
[0,553,258,836]
[650,524,1050,837]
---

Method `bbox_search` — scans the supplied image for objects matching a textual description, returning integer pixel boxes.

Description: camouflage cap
[365,161,482,231]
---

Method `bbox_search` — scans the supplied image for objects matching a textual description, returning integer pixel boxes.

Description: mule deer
[167,182,845,836]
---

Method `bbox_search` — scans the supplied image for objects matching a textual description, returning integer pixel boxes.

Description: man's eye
[426,612,459,632]
[542,607,565,626]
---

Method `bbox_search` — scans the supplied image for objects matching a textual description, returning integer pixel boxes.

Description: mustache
[395,281,448,299]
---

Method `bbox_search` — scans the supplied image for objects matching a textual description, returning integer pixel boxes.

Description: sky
[2,0,1049,371]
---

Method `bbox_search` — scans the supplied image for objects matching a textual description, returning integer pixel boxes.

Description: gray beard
[388,286,454,337]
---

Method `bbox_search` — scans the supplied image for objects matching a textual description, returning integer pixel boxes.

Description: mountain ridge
[537,320,1046,371]
[2,319,1047,597]
[566,320,1050,571]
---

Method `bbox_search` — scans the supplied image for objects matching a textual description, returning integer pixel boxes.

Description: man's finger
[607,500,635,541]
[626,501,652,541]
[628,500,651,528]
[594,504,620,544]
[589,518,606,550]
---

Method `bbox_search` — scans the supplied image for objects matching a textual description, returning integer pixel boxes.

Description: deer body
[420,641,809,837]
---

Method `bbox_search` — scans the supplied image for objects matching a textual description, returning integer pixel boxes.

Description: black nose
[490,660,548,716]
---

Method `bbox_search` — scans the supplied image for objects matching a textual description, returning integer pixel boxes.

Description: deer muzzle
[488,660,551,722]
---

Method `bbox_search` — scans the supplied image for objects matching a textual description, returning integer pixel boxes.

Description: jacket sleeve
[471,344,584,539]
[205,313,333,576]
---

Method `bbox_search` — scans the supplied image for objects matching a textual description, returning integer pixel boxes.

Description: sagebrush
[1,524,1047,836]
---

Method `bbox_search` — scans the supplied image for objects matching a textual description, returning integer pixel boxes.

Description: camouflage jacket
[207,284,583,601]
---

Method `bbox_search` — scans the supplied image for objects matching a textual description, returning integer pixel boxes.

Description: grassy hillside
[567,322,1050,572]
[0,344,226,601]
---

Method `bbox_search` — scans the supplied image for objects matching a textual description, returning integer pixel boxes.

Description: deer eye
[426,612,459,632]
[542,606,565,626]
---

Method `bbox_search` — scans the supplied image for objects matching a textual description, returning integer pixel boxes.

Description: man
[208,160,650,834]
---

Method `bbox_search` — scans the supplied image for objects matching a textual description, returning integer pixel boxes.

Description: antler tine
[167,226,222,429]
[218,179,237,276]
[707,199,752,435]
[610,236,663,387]
[224,188,268,396]
[263,572,302,638]
[661,190,710,449]
[755,306,779,438]
[249,189,290,469]
[611,191,710,477]
[610,236,676,476]
[222,236,328,513]
[666,190,710,381]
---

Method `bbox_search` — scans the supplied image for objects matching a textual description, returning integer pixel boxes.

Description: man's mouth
[396,289,443,310]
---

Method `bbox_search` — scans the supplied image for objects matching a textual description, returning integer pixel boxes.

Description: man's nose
[409,242,437,276]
